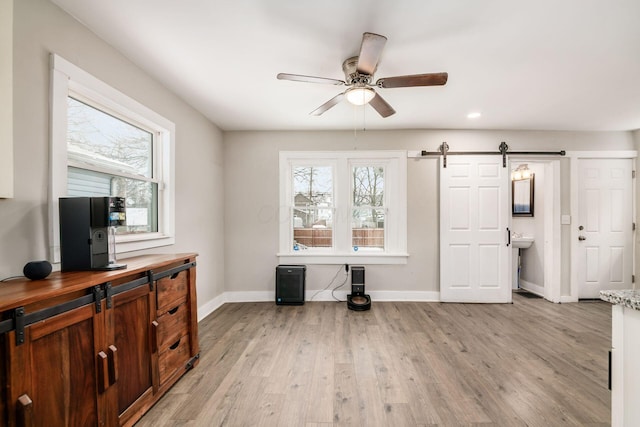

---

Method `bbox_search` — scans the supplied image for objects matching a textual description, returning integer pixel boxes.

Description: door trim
[568,151,637,302]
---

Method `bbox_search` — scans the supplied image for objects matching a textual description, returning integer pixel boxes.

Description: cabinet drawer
[156,303,189,350]
[159,334,191,382]
[156,269,189,311]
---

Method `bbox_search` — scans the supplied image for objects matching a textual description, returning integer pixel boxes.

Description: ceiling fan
[277,32,448,118]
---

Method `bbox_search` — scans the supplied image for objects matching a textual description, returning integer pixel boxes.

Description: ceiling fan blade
[310,93,345,116]
[356,32,387,75]
[277,73,345,85]
[376,72,448,88]
[369,92,396,118]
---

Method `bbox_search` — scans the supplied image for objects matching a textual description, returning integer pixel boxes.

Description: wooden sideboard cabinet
[0,253,199,427]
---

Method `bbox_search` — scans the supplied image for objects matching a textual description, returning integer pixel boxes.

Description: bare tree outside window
[352,166,385,249]
[292,166,333,248]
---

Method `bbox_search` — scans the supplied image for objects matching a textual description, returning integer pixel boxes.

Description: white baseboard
[368,290,440,301]
[197,293,226,322]
[197,290,441,321]
[307,289,440,302]
[519,279,544,297]
[197,291,272,321]
[224,291,273,302]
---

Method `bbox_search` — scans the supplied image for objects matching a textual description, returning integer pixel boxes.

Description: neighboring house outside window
[279,151,407,265]
[49,54,175,262]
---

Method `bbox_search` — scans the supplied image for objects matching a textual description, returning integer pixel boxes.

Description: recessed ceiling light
[467,112,482,119]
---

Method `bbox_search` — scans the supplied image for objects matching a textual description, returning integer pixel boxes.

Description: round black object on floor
[347,293,371,311]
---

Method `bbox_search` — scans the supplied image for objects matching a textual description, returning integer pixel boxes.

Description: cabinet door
[6,304,106,427]
[107,282,156,425]
[0,333,7,426]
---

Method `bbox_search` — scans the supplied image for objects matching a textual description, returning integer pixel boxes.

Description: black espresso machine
[59,196,127,271]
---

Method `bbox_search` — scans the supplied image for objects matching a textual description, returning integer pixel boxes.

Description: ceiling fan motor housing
[342,56,372,86]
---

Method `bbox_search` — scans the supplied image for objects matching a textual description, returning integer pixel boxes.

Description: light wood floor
[136,293,612,426]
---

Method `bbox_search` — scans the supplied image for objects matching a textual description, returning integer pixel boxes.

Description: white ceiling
[51,0,640,132]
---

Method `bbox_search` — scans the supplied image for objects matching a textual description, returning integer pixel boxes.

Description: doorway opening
[509,158,562,303]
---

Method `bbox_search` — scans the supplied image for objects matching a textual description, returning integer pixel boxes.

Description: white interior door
[440,156,511,303]
[577,158,633,298]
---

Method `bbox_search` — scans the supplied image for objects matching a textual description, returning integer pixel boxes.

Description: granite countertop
[600,289,640,310]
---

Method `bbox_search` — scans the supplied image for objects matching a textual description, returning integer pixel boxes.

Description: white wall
[224,129,635,299]
[0,0,225,314]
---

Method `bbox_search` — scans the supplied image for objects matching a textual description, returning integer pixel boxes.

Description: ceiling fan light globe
[346,87,375,105]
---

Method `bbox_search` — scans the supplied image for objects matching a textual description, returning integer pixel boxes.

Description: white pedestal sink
[512,236,534,288]
[512,236,534,249]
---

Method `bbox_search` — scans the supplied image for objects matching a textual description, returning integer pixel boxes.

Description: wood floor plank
[304,329,335,423]
[137,295,613,426]
[333,362,361,426]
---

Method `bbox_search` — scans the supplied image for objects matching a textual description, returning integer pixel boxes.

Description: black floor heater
[275,265,306,305]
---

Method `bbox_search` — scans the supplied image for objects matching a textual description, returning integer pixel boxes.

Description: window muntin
[351,166,385,251]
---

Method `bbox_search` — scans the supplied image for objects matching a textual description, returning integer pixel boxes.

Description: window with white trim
[49,54,175,262]
[279,151,407,265]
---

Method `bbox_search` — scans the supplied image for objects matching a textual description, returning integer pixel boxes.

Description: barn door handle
[18,394,33,427]
[507,228,511,247]
[97,351,109,392]
[151,320,159,353]
[107,345,118,386]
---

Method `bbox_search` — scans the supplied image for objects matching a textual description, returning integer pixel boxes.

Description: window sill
[116,233,175,254]
[277,252,409,265]
[51,233,175,263]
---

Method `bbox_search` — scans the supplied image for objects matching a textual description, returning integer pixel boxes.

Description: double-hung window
[49,54,175,261]
[279,151,407,264]
[66,96,158,233]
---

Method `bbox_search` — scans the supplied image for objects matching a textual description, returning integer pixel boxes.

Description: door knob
[578,236,586,241]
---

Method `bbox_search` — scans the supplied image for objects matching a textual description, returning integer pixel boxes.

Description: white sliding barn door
[440,156,511,303]
[577,158,633,298]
